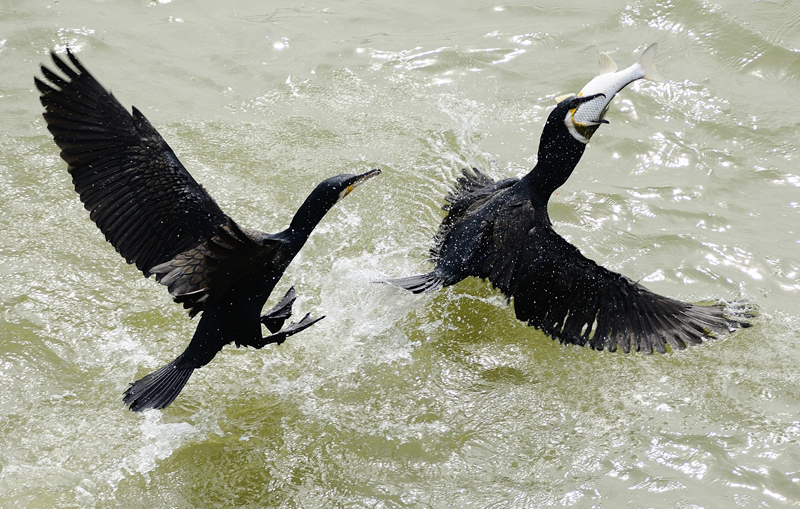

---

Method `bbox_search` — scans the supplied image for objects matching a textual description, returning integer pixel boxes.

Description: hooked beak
[343,168,381,198]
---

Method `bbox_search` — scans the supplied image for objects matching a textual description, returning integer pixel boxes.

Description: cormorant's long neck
[286,190,335,242]
[520,121,587,205]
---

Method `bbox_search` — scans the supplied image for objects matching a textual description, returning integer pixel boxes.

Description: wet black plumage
[389,95,749,354]
[35,49,380,410]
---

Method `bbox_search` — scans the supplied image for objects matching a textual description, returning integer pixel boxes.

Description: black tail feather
[385,273,444,294]
[123,357,195,411]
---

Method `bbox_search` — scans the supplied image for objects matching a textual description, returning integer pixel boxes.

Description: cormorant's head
[554,93,608,144]
[307,168,382,212]
[537,93,605,169]
[288,169,381,235]
[323,168,382,203]
[524,93,611,198]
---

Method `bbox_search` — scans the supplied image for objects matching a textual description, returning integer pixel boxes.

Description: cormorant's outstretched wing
[35,49,228,276]
[481,210,747,354]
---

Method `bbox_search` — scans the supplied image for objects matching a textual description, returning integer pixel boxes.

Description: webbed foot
[260,287,298,333]
[252,313,325,348]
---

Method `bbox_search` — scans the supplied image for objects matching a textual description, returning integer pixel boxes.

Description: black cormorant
[389,94,749,354]
[35,50,380,410]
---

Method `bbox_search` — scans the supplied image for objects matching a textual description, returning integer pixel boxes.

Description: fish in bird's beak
[562,43,667,142]
[342,168,381,198]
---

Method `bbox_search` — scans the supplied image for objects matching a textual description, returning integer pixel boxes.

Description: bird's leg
[251,313,325,348]
[260,287,297,333]
[250,287,325,348]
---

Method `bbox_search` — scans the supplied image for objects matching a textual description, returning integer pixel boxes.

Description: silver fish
[564,43,666,142]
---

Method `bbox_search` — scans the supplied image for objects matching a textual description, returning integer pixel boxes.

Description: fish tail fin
[639,43,668,83]
[384,272,445,294]
[123,357,195,411]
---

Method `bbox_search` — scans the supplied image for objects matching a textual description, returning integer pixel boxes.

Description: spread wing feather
[482,209,738,353]
[35,49,228,276]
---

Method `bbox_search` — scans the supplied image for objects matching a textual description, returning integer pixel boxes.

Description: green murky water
[1,0,799,507]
